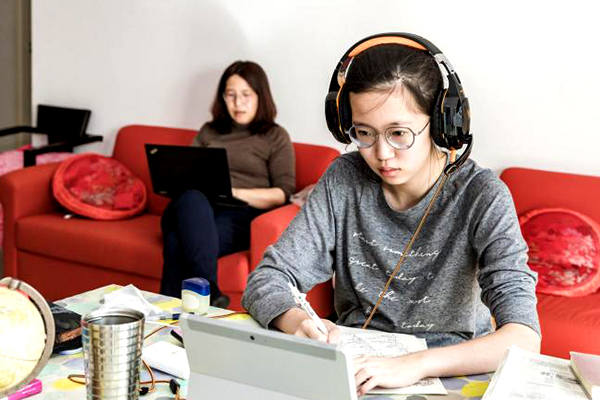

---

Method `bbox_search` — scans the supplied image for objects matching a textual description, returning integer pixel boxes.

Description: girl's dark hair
[344,44,444,182]
[344,44,442,116]
[208,60,277,135]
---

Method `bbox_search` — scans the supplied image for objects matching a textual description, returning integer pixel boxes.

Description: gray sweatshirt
[242,152,540,347]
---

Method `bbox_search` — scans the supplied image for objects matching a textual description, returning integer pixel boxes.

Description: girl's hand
[353,352,428,397]
[293,318,341,344]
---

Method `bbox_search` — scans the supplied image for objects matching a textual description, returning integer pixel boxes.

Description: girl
[242,34,540,395]
[160,61,295,308]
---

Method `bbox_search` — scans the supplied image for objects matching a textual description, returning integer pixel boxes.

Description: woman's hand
[231,187,243,200]
[231,187,286,209]
[353,352,428,397]
[293,318,340,344]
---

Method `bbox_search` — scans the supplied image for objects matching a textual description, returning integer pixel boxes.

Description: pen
[147,312,181,321]
[287,282,328,335]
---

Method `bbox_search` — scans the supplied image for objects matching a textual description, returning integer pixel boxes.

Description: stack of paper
[571,351,600,400]
[482,345,590,400]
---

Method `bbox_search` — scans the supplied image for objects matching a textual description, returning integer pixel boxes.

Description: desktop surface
[33,285,491,399]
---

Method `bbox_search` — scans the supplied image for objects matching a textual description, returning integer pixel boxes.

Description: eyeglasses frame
[222,91,257,105]
[347,119,431,150]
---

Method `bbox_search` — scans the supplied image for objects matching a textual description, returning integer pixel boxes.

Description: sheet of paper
[482,345,589,400]
[337,326,447,395]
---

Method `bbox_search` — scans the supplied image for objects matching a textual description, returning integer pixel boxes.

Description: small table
[36,285,491,400]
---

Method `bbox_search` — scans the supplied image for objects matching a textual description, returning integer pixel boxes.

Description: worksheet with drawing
[337,326,447,395]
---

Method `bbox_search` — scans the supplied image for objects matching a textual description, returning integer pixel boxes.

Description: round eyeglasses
[347,120,431,150]
[222,91,256,105]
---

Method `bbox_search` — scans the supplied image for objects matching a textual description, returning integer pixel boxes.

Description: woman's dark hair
[208,60,277,135]
[344,44,442,116]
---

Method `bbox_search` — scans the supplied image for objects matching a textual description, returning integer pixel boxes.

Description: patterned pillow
[52,154,147,220]
[519,208,600,297]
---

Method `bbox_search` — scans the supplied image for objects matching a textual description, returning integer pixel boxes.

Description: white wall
[32,0,600,175]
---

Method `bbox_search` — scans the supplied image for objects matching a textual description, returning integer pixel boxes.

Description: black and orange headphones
[324,32,473,173]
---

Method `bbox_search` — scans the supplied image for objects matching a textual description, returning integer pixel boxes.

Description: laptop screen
[145,144,235,201]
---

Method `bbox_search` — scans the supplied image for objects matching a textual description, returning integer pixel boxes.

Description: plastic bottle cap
[182,278,210,296]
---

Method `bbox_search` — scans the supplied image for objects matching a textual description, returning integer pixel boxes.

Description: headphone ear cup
[325,91,352,144]
[325,91,349,144]
[430,90,449,149]
[337,88,353,138]
[459,97,471,137]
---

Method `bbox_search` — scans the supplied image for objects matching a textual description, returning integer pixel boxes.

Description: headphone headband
[348,36,427,56]
[325,32,472,171]
[336,36,430,91]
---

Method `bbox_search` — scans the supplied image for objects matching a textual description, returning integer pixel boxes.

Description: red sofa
[0,124,338,313]
[500,167,600,359]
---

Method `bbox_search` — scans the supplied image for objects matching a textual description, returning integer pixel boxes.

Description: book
[483,345,589,400]
[571,351,600,400]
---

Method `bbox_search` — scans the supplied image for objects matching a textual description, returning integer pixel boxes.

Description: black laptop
[145,144,248,207]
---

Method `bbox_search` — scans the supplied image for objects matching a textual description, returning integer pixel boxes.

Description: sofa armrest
[0,163,61,277]
[250,203,300,271]
[0,162,61,217]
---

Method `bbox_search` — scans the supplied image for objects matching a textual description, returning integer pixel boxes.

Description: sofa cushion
[17,213,163,278]
[16,213,251,295]
[53,154,147,220]
[17,252,162,302]
[537,291,600,358]
[519,208,600,297]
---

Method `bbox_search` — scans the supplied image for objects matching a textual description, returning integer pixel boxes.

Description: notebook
[144,144,247,207]
[179,314,357,400]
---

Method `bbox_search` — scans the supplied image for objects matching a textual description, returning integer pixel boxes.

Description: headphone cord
[362,150,456,330]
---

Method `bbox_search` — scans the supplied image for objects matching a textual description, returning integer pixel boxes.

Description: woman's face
[223,74,259,125]
[349,86,433,189]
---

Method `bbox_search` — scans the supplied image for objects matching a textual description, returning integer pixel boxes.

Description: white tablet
[179,313,357,400]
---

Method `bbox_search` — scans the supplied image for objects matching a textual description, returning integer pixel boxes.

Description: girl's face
[349,87,434,190]
[223,74,259,125]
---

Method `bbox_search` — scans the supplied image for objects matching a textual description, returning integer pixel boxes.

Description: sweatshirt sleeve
[267,126,296,200]
[242,161,340,328]
[470,174,541,337]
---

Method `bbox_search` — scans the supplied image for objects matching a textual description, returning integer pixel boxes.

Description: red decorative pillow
[53,154,147,220]
[519,208,600,297]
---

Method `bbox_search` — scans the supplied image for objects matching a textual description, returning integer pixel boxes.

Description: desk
[35,285,491,400]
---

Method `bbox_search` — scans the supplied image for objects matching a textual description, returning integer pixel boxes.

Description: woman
[160,61,295,308]
[242,34,540,395]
